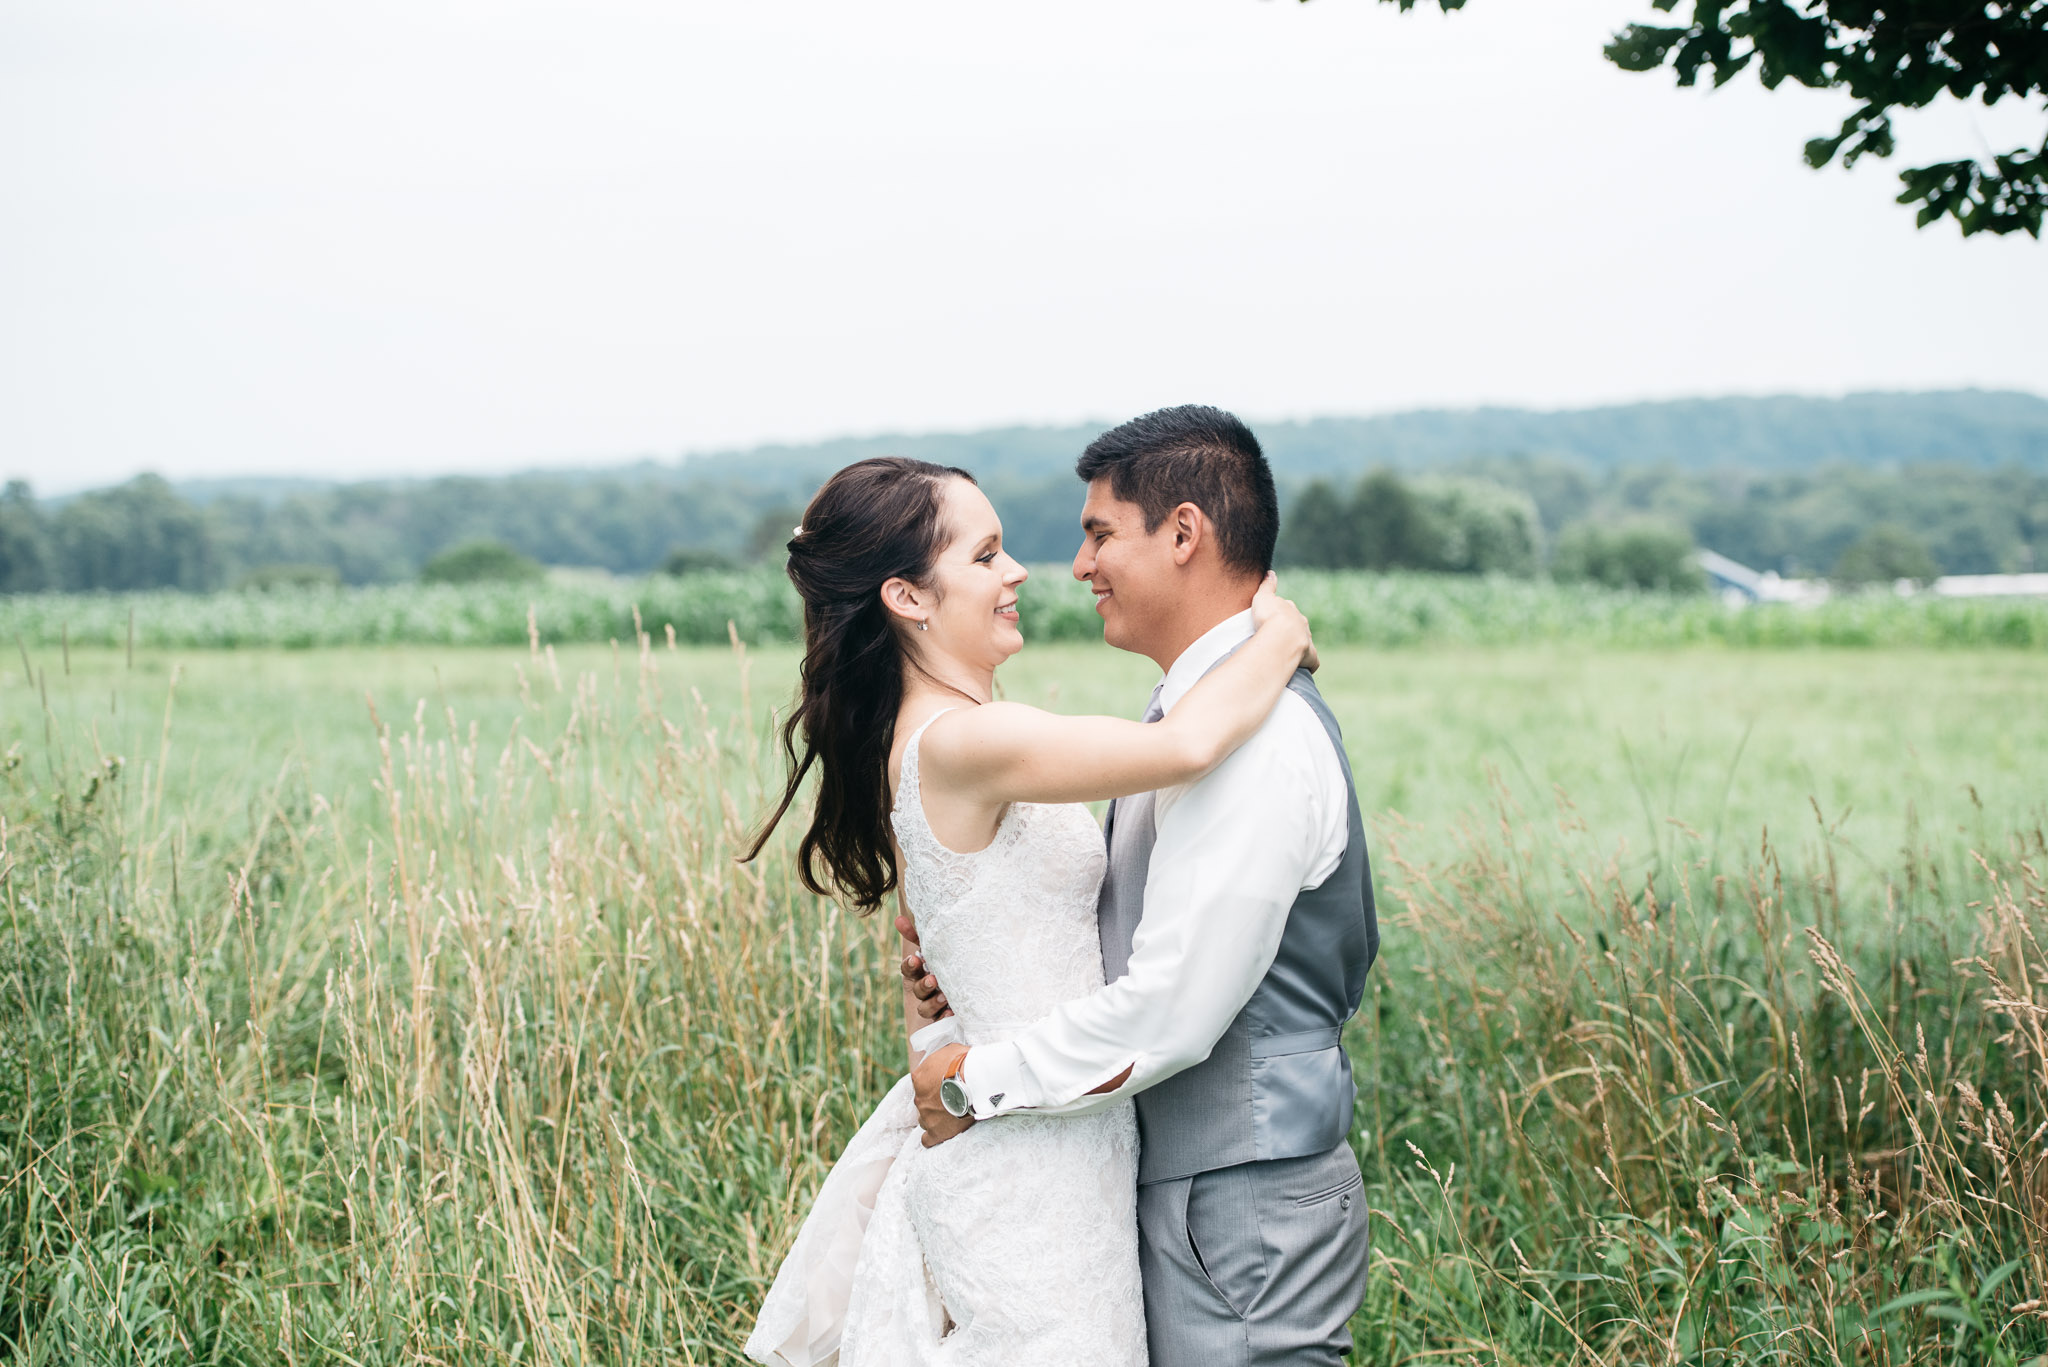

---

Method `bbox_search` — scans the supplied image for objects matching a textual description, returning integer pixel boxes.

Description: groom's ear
[1168,502,1206,568]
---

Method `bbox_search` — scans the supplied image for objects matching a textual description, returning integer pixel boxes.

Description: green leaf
[1978,1258,2025,1301]
[1876,1287,1956,1317]
[1662,1078,1733,1109]
[1603,25,1688,73]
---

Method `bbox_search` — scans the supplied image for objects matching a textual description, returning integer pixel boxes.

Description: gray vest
[1100,667,1377,1184]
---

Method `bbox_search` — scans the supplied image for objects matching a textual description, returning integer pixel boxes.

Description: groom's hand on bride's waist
[896,914,952,1021]
[913,1043,976,1146]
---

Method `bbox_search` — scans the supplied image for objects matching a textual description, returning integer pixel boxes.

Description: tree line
[2,457,2044,595]
[1275,458,2048,587]
[668,391,2048,489]
[1278,470,1712,590]
[0,473,802,593]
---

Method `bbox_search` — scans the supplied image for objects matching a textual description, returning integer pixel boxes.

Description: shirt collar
[1157,609,1256,717]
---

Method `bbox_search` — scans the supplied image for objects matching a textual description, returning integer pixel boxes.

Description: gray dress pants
[1136,1143,1370,1366]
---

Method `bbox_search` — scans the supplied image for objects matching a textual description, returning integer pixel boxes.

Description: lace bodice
[747,707,1144,1367]
[892,709,1112,1043]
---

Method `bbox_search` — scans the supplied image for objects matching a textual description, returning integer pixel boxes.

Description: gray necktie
[1106,683,1167,844]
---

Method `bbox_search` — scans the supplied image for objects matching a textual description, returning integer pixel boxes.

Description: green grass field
[12,639,2041,876]
[4,638,2046,1363]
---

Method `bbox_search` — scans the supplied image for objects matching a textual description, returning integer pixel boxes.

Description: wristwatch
[938,1049,973,1119]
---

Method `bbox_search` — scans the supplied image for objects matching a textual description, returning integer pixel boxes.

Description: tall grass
[3,635,890,1363]
[3,568,2045,651]
[4,638,2046,1363]
[1355,799,2048,1364]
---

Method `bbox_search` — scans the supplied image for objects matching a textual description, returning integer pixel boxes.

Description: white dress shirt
[958,610,1351,1119]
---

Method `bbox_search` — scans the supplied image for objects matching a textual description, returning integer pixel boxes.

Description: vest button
[1340,1195,1352,1211]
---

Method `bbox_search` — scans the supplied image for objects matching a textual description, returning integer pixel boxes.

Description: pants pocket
[1184,1164,1265,1321]
[1294,1166,1363,1210]
[1256,1151,1370,1362]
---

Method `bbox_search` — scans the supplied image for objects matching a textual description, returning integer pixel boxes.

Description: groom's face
[1073,478,1179,659]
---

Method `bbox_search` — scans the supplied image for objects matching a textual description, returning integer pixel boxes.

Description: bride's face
[914,479,1029,671]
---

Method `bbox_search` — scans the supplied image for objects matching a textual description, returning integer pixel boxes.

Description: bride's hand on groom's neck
[1250,571,1318,673]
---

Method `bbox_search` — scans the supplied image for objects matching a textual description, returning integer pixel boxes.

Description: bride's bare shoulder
[892,701,997,777]
[915,702,1044,772]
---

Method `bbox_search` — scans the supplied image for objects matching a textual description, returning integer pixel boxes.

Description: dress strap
[904,706,960,754]
[894,706,959,815]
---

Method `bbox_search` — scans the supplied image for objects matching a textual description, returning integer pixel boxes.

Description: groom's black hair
[1075,405,1279,576]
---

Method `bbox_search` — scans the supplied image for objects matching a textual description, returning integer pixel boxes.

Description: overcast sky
[3,0,2042,494]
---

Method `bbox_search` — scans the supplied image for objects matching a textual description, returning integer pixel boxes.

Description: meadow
[5,565,2048,651]
[4,629,2047,1363]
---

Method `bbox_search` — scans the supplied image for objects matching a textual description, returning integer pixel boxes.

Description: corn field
[3,568,2046,652]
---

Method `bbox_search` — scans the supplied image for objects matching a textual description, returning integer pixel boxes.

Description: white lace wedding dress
[745,709,1146,1366]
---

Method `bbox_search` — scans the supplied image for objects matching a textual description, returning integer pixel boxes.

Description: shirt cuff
[959,1042,1033,1119]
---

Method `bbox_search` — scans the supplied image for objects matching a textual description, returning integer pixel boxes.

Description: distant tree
[1553,519,1707,592]
[1279,480,1365,568]
[1832,523,1940,584]
[1448,454,1598,535]
[1280,470,1541,575]
[234,563,343,592]
[2025,497,2048,570]
[980,475,1091,562]
[662,546,738,576]
[1353,469,1432,570]
[747,504,806,564]
[52,474,221,591]
[419,540,545,585]
[0,480,54,593]
[1337,0,2046,237]
[1409,478,1543,575]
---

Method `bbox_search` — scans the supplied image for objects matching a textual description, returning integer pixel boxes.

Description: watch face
[940,1077,970,1118]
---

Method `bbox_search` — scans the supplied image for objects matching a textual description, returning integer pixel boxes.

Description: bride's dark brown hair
[742,456,975,912]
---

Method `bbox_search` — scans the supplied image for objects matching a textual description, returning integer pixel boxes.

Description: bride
[741,455,1315,1366]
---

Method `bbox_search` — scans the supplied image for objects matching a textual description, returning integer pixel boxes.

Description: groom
[905,405,1379,1364]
